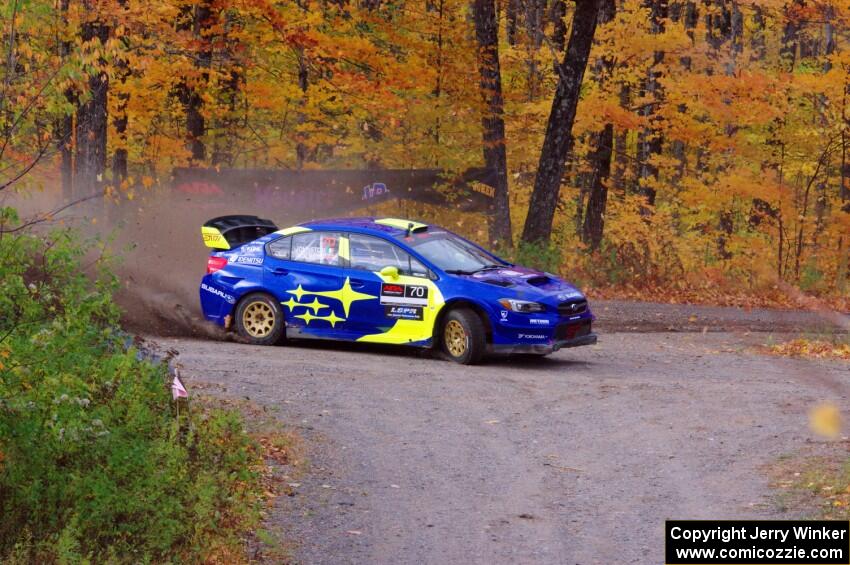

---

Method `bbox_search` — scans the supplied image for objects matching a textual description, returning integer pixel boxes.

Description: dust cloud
[4,182,304,338]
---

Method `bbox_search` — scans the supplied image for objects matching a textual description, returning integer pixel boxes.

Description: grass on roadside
[0,209,284,563]
[769,453,850,518]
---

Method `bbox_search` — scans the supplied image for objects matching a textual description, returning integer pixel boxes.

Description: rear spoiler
[202,215,278,250]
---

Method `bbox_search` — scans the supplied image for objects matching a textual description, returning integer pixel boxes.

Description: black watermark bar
[666,520,850,564]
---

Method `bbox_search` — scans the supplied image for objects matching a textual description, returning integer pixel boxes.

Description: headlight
[498,298,546,313]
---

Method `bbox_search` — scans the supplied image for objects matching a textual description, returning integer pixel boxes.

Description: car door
[345,233,439,344]
[263,230,352,339]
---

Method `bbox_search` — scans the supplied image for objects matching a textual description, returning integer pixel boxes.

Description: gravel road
[164,329,849,565]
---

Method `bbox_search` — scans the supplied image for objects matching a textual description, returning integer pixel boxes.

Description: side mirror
[380,265,400,279]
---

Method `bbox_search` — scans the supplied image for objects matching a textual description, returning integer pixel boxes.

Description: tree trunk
[212,69,241,167]
[636,0,666,209]
[582,123,613,249]
[473,0,512,247]
[580,0,616,250]
[521,0,602,244]
[75,8,109,196]
[296,46,309,169]
[177,0,212,163]
[813,4,835,241]
[550,0,567,53]
[842,77,849,202]
[111,0,130,184]
[612,82,630,189]
[58,110,74,201]
[779,0,802,72]
[112,58,129,183]
[506,0,519,46]
[56,0,73,201]
[525,0,544,99]
[432,0,445,152]
[212,12,242,167]
[750,4,766,62]
[727,1,743,75]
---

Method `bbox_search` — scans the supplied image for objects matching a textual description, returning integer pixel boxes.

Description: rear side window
[291,231,343,266]
[267,236,291,260]
[349,234,429,277]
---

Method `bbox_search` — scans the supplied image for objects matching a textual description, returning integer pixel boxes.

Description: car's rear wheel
[442,308,486,365]
[235,293,285,345]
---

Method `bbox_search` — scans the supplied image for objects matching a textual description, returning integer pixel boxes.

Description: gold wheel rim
[444,319,468,357]
[243,301,275,338]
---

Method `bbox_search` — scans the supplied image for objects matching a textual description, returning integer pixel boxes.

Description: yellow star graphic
[287,285,308,301]
[295,311,316,324]
[322,311,345,327]
[294,311,345,327]
[281,297,300,311]
[309,277,377,316]
[304,297,327,313]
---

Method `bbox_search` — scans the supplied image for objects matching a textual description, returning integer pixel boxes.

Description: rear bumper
[489,333,598,355]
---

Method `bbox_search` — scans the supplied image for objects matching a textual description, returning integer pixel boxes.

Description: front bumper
[489,315,597,355]
[489,332,598,355]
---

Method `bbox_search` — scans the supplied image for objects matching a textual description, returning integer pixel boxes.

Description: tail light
[207,256,228,274]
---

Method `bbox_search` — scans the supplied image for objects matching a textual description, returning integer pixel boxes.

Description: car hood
[452,265,585,303]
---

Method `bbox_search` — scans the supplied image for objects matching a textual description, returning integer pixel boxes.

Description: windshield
[405,231,507,274]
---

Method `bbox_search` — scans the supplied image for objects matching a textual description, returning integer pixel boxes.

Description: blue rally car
[199,215,596,364]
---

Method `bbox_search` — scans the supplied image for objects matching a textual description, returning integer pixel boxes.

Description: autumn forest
[2,0,850,303]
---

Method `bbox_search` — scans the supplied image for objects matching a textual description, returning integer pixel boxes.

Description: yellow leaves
[17,42,34,60]
[0,350,11,371]
[770,339,850,361]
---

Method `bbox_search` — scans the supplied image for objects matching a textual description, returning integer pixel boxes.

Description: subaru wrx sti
[199,216,596,364]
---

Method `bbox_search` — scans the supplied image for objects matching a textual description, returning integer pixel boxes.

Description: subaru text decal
[201,283,235,304]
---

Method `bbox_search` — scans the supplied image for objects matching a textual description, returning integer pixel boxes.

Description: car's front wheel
[235,293,285,345]
[441,308,486,365]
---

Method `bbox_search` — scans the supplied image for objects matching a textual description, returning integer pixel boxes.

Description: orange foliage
[3,0,850,302]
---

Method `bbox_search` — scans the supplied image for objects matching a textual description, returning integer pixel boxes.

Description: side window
[409,256,429,278]
[267,236,291,260]
[349,234,429,278]
[290,231,342,266]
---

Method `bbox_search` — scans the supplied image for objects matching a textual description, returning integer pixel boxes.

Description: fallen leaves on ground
[767,339,850,361]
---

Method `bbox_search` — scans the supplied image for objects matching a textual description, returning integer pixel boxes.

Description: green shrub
[510,238,564,274]
[0,210,264,563]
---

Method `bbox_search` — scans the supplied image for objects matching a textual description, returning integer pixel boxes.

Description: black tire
[441,308,486,365]
[234,293,285,345]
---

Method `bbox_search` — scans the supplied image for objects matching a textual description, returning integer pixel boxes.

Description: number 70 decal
[380,283,429,306]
